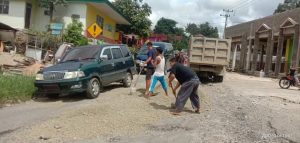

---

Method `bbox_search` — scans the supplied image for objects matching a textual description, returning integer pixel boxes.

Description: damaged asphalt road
[107,75,300,143]
[0,73,300,143]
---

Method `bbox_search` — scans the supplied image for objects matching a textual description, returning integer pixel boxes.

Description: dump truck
[188,36,231,82]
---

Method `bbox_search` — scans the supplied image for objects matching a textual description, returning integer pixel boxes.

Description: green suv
[35,45,136,99]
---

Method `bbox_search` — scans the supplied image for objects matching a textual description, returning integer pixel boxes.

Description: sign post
[50,23,64,35]
[87,23,103,45]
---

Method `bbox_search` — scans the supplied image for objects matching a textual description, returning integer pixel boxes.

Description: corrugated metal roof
[0,22,17,31]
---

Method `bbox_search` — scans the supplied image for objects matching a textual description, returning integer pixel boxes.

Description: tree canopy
[154,17,178,34]
[153,17,188,50]
[199,22,219,38]
[186,22,219,38]
[186,23,201,36]
[274,0,300,14]
[112,0,152,37]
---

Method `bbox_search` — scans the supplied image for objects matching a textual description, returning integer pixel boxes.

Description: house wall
[2,0,121,43]
[32,2,87,31]
[0,0,26,29]
[86,4,117,40]
[55,3,87,30]
[31,0,50,31]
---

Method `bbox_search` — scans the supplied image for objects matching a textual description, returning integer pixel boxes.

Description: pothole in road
[266,121,297,143]
[270,96,300,105]
[234,111,247,121]
[108,136,121,143]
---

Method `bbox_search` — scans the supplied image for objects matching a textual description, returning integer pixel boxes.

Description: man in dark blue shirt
[144,42,156,95]
[168,57,200,115]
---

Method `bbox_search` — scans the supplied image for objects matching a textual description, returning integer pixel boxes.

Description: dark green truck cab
[35,44,136,99]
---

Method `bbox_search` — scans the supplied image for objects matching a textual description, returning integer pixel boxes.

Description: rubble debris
[54,125,62,129]
[43,50,54,62]
[0,41,4,52]
[39,135,50,140]
[0,52,44,75]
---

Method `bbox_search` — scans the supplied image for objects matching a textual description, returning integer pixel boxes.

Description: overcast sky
[110,0,284,36]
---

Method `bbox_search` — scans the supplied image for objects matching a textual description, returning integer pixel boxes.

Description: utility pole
[221,9,233,38]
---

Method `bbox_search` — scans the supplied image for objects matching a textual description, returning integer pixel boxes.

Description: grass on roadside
[0,74,36,105]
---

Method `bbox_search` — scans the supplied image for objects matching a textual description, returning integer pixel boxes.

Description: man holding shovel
[144,42,156,95]
[168,58,201,115]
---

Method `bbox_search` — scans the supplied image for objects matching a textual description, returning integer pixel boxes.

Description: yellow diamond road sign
[87,23,102,38]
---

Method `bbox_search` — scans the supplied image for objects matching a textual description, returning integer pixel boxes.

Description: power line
[220,9,234,38]
[234,0,256,10]
[228,0,252,10]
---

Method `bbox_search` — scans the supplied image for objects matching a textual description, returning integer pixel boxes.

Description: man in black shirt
[168,57,200,115]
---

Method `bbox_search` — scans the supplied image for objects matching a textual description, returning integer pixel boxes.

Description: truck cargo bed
[189,37,231,66]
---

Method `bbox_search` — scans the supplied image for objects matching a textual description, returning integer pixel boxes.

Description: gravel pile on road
[1,73,300,143]
[116,80,297,143]
[2,80,204,143]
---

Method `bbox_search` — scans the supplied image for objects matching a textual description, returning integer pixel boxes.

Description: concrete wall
[226,7,300,38]
[0,0,26,29]
[32,2,87,31]
[55,3,87,30]
[1,1,119,43]
[0,0,90,45]
[31,0,49,31]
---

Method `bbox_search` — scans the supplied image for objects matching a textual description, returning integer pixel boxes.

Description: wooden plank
[0,41,4,52]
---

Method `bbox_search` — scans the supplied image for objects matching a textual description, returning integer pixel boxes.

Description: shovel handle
[133,66,144,87]
[169,83,177,98]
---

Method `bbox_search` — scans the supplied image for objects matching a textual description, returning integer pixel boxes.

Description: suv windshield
[138,44,165,55]
[139,45,148,55]
[61,47,100,62]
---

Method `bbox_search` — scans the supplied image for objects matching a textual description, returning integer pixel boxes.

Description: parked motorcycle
[279,75,298,89]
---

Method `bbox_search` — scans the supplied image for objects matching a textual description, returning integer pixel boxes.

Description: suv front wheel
[123,72,132,87]
[86,78,101,99]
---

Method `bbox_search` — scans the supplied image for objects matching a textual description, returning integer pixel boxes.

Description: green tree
[39,0,68,23]
[154,17,178,34]
[174,27,185,36]
[274,0,300,13]
[153,17,187,50]
[186,23,201,36]
[199,22,219,38]
[186,22,219,38]
[113,0,152,37]
[63,19,88,46]
[172,36,189,51]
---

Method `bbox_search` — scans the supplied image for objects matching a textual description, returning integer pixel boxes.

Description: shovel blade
[130,87,137,95]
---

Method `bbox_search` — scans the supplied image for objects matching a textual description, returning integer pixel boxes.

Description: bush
[63,19,88,46]
[129,47,139,59]
[0,75,36,105]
